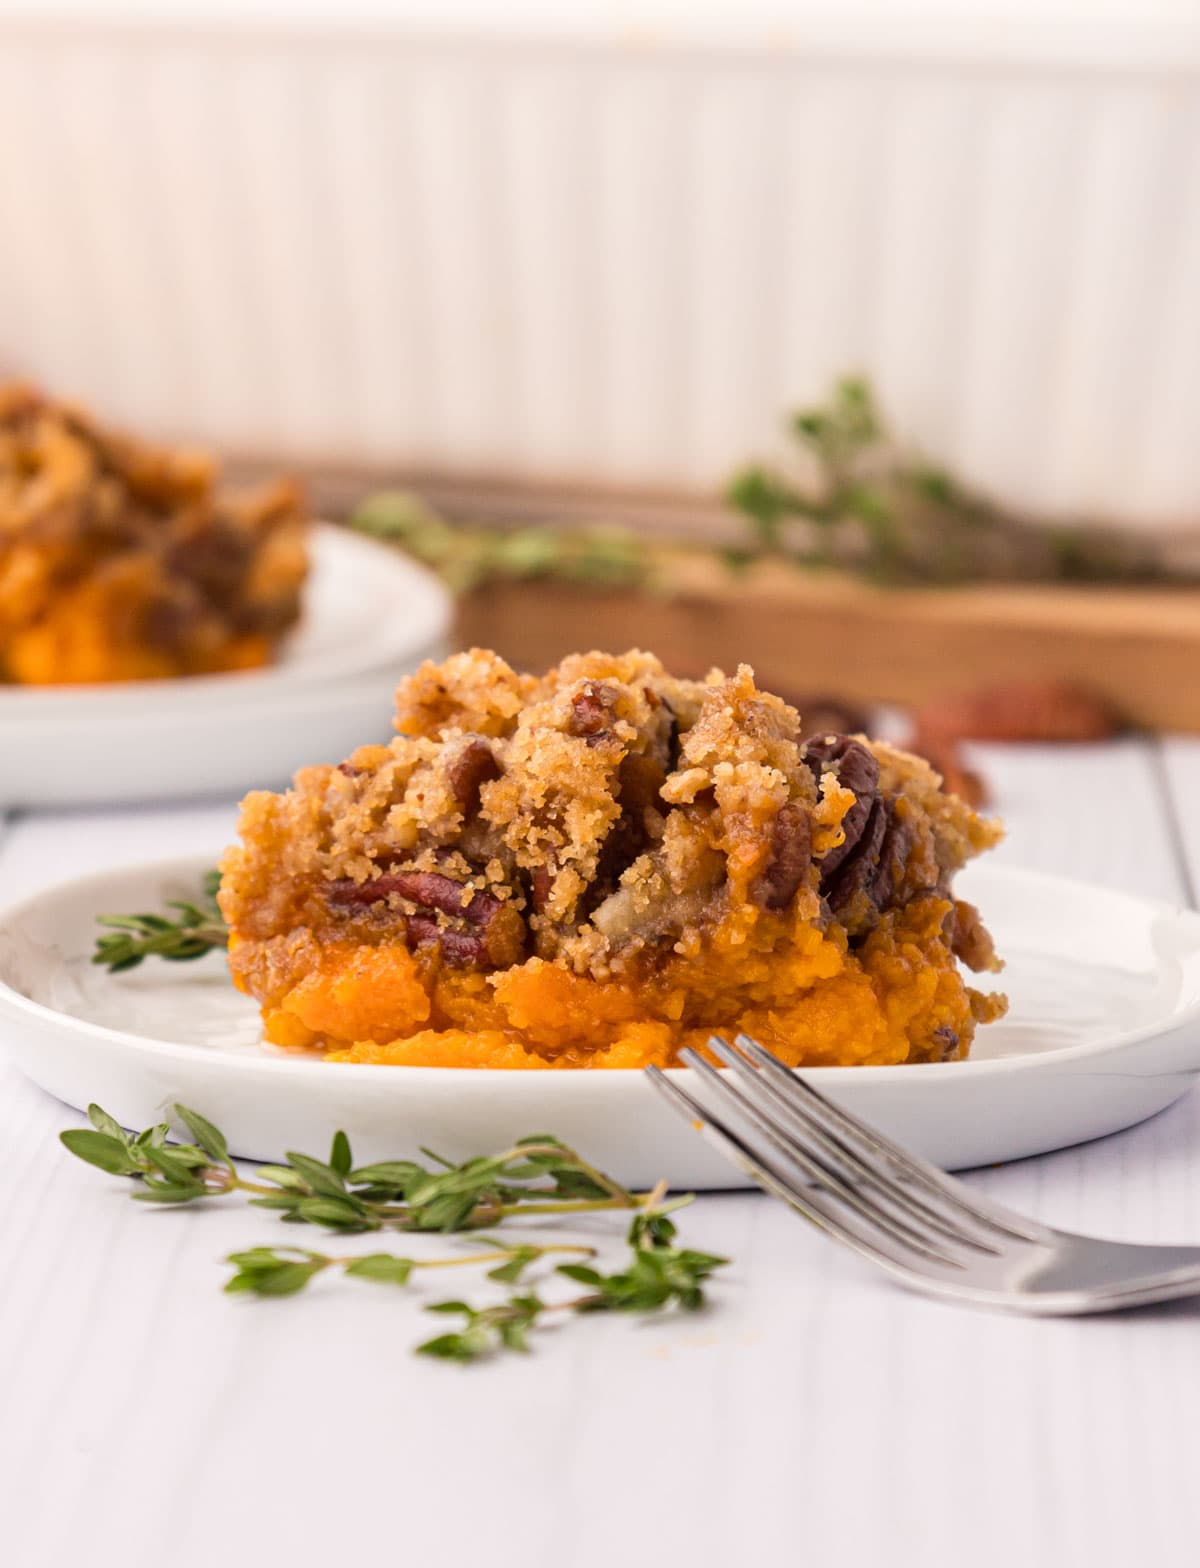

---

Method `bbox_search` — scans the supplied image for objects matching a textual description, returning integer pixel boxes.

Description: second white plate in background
[0,526,451,806]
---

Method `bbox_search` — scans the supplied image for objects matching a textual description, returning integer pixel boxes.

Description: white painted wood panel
[2,16,1200,520]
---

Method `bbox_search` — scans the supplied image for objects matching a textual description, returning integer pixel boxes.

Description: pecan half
[568,680,620,740]
[381,870,485,919]
[530,865,554,914]
[581,750,668,916]
[869,805,917,909]
[751,800,813,910]
[445,736,500,815]
[325,869,526,968]
[804,734,881,883]
[404,916,510,967]
[822,794,890,914]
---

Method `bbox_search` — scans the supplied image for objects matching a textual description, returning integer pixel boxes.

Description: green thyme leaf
[344,1254,415,1285]
[555,1263,605,1288]
[174,1105,230,1166]
[346,1161,425,1188]
[227,1247,294,1269]
[226,1261,326,1296]
[131,1180,206,1205]
[416,1331,490,1362]
[254,1165,310,1192]
[86,1104,127,1141]
[498,1319,531,1352]
[141,1144,200,1185]
[628,1210,678,1250]
[485,1247,541,1284]
[224,1248,330,1296]
[293,1196,372,1230]
[408,1192,486,1233]
[60,1129,140,1176]
[329,1131,353,1177]
[283,1154,348,1200]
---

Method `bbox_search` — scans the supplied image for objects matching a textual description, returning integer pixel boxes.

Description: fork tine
[675,1048,966,1268]
[645,1066,934,1273]
[703,1034,1002,1256]
[733,1033,1042,1244]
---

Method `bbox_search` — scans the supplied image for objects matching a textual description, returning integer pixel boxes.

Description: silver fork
[646,1034,1200,1315]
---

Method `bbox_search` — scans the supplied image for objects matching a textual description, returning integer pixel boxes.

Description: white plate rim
[2,855,1198,1089]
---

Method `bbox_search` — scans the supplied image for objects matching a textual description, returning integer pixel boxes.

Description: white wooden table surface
[3,739,1200,1568]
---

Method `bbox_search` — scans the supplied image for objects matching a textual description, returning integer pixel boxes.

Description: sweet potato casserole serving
[0,384,308,684]
[220,650,1006,1069]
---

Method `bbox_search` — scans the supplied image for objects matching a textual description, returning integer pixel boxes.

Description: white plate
[2,858,1199,1186]
[0,527,451,806]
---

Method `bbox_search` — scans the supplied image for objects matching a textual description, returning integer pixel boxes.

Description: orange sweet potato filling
[233,893,998,1069]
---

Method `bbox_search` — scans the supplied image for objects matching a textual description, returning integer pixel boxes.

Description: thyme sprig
[352,490,654,594]
[727,375,1170,586]
[61,1103,726,1363]
[220,1213,724,1363]
[352,374,1179,591]
[93,870,227,972]
[223,1238,594,1298]
[418,1211,727,1362]
[60,1103,691,1231]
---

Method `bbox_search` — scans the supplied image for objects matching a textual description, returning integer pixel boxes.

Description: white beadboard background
[1,736,1199,1568]
[2,8,1200,523]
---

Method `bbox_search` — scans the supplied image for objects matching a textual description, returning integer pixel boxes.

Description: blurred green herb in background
[726,376,1169,586]
[352,491,655,593]
[352,376,1179,592]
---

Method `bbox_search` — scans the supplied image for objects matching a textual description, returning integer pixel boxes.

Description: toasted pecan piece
[568,679,621,741]
[804,734,880,884]
[326,869,526,968]
[445,736,501,815]
[751,801,813,910]
[823,794,890,914]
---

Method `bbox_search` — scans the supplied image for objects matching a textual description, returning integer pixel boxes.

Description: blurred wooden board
[455,552,1200,732]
